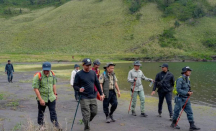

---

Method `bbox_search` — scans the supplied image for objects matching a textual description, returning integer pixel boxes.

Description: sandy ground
[0,72,216,131]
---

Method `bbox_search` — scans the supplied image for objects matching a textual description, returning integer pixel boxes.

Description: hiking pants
[103,90,118,116]
[80,98,97,130]
[37,100,59,127]
[7,71,13,82]
[158,91,173,116]
[131,90,145,113]
[173,96,194,122]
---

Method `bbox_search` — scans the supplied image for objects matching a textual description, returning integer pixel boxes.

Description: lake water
[34,62,216,108]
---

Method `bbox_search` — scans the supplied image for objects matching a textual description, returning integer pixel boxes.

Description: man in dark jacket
[170,66,200,131]
[5,60,14,83]
[151,63,175,120]
[73,58,104,131]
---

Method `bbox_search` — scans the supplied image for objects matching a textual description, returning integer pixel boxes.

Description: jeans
[103,90,118,116]
[158,91,173,116]
[37,100,59,127]
[7,72,13,82]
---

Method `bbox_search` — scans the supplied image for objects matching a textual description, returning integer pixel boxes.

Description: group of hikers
[5,59,201,131]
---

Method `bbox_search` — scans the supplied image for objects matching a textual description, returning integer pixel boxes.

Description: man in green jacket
[32,62,61,130]
[127,61,153,117]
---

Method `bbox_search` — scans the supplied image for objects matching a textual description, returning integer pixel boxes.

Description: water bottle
[149,81,153,87]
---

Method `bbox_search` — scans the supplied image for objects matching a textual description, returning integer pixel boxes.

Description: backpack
[34,71,56,83]
[173,76,190,95]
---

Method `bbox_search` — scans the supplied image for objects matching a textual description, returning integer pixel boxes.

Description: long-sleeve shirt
[176,75,190,97]
[70,69,80,86]
[73,70,103,99]
[153,71,175,93]
[127,68,152,91]
[5,64,14,72]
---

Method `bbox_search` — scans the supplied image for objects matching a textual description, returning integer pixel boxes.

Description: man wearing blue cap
[32,62,61,130]
[127,60,153,117]
[171,66,200,131]
[151,63,175,120]
[71,64,80,101]
[73,58,104,131]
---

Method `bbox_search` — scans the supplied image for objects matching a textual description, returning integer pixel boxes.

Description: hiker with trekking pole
[151,63,175,120]
[170,66,200,131]
[32,62,62,130]
[99,63,121,123]
[73,58,104,131]
[127,61,154,117]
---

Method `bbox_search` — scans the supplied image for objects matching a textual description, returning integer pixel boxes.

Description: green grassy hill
[0,0,216,62]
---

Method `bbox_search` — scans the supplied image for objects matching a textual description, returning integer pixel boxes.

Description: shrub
[159,27,182,49]
[202,38,216,48]
[156,0,208,21]
[174,20,180,28]
[129,0,142,13]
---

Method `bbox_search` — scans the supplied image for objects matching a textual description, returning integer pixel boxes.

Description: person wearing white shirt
[71,64,80,101]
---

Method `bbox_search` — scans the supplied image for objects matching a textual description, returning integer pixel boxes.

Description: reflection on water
[29,62,216,108]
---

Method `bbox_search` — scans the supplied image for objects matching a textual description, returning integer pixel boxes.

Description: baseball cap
[82,58,92,66]
[42,62,51,71]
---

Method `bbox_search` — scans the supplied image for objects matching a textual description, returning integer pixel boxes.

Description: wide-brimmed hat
[133,61,142,66]
[181,66,192,74]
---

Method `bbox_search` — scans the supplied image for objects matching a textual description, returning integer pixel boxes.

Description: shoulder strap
[50,70,55,76]
[34,72,42,80]
[160,72,169,83]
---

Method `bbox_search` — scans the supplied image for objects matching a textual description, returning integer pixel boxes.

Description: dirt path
[0,72,216,131]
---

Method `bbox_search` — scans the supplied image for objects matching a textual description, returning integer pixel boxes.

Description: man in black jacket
[73,58,104,131]
[151,63,175,120]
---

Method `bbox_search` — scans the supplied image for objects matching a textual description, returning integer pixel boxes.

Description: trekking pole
[128,82,136,114]
[71,94,82,131]
[175,95,190,127]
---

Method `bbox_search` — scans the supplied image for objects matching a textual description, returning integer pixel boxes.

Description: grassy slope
[0,0,215,63]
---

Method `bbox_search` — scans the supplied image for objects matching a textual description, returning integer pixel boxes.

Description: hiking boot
[141,113,148,117]
[106,116,111,123]
[55,126,63,131]
[189,122,200,131]
[170,120,180,129]
[39,125,46,131]
[75,96,79,102]
[170,115,173,121]
[56,127,63,131]
[157,113,162,117]
[84,124,90,131]
[84,127,90,131]
[132,110,136,116]
[109,114,116,122]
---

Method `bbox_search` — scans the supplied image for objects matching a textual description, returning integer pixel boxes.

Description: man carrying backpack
[32,62,62,130]
[99,63,121,123]
[71,64,80,101]
[5,60,14,83]
[170,66,200,131]
[151,63,175,120]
